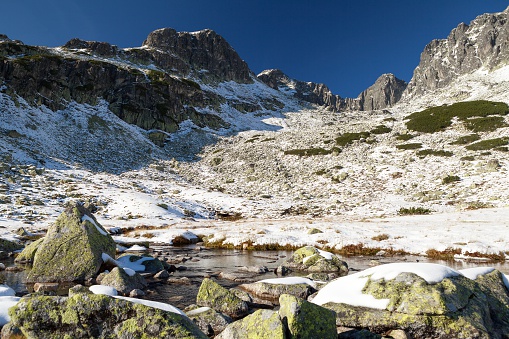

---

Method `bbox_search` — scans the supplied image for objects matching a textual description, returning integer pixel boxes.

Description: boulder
[186,306,232,337]
[15,237,44,263]
[8,293,207,339]
[279,246,348,275]
[313,263,509,338]
[196,278,249,319]
[0,238,23,253]
[279,294,337,339]
[27,203,116,283]
[215,309,285,339]
[99,267,147,295]
[238,277,317,305]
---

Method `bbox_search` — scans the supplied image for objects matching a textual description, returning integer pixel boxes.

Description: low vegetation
[417,149,453,157]
[370,125,392,135]
[396,143,422,150]
[465,138,509,151]
[442,175,461,184]
[335,132,371,146]
[284,147,340,156]
[450,134,480,145]
[405,100,509,133]
[395,133,415,141]
[398,207,432,215]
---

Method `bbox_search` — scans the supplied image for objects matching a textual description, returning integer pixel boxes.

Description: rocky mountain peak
[356,73,407,111]
[63,38,118,57]
[142,28,252,83]
[403,6,509,99]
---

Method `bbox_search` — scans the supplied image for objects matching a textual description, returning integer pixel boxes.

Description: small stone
[0,263,5,271]
[129,289,146,297]
[34,282,59,293]
[154,270,170,279]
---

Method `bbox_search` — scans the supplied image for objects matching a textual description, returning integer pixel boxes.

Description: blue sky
[2,1,507,97]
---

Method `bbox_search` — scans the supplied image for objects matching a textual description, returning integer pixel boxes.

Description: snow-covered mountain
[2,6,509,250]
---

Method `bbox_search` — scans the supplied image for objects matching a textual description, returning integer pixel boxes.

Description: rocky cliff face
[0,28,263,137]
[404,6,509,99]
[356,74,407,111]
[258,69,406,111]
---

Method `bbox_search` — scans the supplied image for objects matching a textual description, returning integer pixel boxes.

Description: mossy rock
[215,309,285,339]
[281,246,348,275]
[320,270,509,338]
[196,278,249,319]
[279,294,337,339]
[15,237,44,263]
[99,267,147,295]
[8,293,207,339]
[27,203,116,283]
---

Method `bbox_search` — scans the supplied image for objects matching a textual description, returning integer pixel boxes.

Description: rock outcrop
[196,278,249,319]
[7,293,207,339]
[404,6,509,99]
[26,202,116,283]
[258,69,406,111]
[279,246,349,274]
[356,74,407,111]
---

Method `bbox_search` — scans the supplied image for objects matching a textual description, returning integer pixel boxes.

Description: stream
[2,245,509,310]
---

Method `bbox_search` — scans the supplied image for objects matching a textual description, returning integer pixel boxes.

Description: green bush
[284,147,340,156]
[370,125,392,134]
[463,116,507,132]
[396,143,422,150]
[450,134,480,145]
[465,138,509,151]
[405,100,509,133]
[398,207,432,215]
[395,133,415,141]
[335,132,371,146]
[442,175,461,184]
[417,149,453,157]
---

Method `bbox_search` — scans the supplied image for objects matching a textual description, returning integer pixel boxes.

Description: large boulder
[279,246,348,275]
[312,263,509,338]
[27,203,116,283]
[215,309,285,339]
[196,278,249,319]
[238,277,317,305]
[0,238,23,259]
[8,293,207,339]
[279,294,337,339]
[99,267,147,295]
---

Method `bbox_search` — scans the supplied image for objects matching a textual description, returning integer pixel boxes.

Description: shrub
[395,133,414,141]
[398,207,432,215]
[396,143,422,150]
[405,100,509,133]
[370,125,392,134]
[442,175,460,184]
[284,147,340,156]
[335,132,371,146]
[464,116,507,132]
[417,149,453,157]
[465,138,509,151]
[450,134,480,145]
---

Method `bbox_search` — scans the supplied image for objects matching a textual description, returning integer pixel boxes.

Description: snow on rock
[89,285,118,296]
[459,267,496,280]
[0,296,21,326]
[126,245,147,252]
[114,296,186,316]
[258,277,316,288]
[102,253,154,272]
[82,215,107,236]
[312,263,462,309]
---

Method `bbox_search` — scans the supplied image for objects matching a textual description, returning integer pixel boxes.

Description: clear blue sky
[2,1,507,97]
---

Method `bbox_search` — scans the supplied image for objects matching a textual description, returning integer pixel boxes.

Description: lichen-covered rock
[238,279,316,305]
[196,278,249,319]
[278,294,337,339]
[279,246,348,275]
[99,267,147,295]
[15,237,44,263]
[8,293,207,339]
[318,269,509,338]
[215,309,285,339]
[186,306,232,337]
[27,203,116,283]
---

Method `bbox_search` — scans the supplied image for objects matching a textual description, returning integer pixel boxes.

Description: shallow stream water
[2,245,509,310]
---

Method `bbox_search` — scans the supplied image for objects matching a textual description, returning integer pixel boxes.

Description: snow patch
[0,296,21,326]
[89,285,118,296]
[258,277,316,288]
[459,267,495,280]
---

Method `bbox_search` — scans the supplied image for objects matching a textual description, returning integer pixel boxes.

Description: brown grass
[425,247,462,260]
